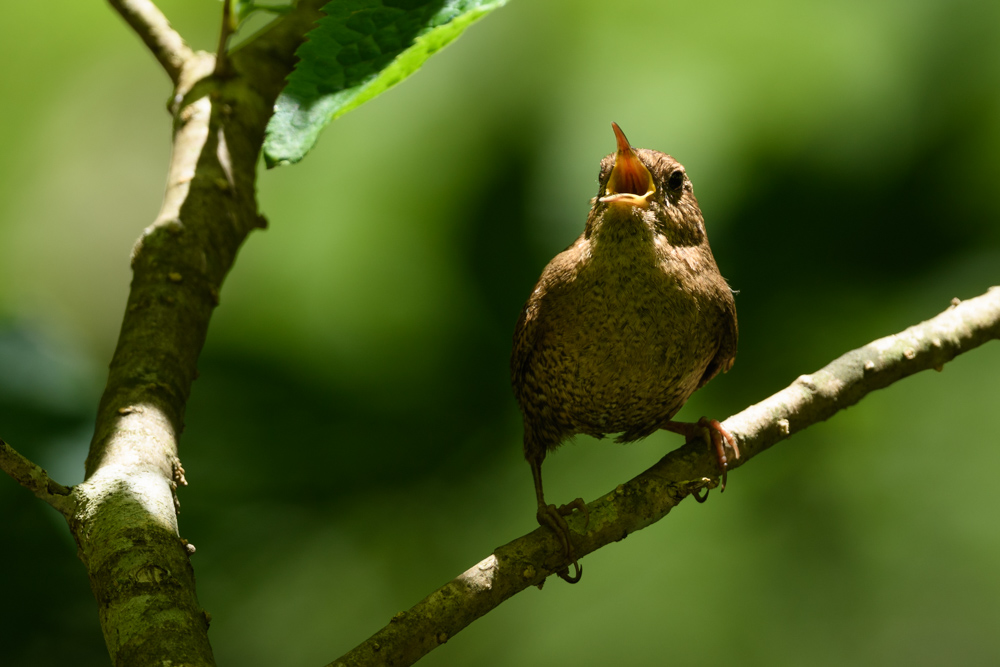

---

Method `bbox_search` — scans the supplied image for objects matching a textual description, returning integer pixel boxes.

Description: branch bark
[107,0,194,83]
[0,2,325,665]
[0,438,75,516]
[328,287,1000,667]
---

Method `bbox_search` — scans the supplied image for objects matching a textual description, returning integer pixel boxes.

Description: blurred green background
[2,0,1000,665]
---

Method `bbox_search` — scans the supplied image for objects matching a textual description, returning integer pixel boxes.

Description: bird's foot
[537,498,588,583]
[699,417,739,491]
[663,417,740,493]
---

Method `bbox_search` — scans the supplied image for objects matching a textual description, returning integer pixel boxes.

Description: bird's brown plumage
[510,126,737,580]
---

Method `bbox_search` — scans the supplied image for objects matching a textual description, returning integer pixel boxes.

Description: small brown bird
[511,123,739,582]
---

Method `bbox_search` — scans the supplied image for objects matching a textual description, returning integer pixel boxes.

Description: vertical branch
[64,1,327,665]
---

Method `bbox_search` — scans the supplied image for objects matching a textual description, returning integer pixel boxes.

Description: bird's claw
[698,417,738,492]
[556,561,583,584]
[687,477,716,503]
[693,485,710,503]
[557,497,590,529]
[663,418,740,492]
[537,498,587,584]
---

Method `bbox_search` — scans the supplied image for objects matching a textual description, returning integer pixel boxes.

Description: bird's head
[585,123,706,248]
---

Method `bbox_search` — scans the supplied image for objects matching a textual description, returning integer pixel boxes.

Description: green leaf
[234,0,256,22]
[263,0,508,167]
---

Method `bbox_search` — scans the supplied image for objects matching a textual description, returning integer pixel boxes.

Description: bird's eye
[668,170,685,190]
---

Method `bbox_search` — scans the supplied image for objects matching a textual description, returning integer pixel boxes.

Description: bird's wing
[697,286,738,389]
[510,301,538,395]
[510,238,587,404]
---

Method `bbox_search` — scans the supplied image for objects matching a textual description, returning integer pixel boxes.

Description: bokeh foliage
[1,0,999,665]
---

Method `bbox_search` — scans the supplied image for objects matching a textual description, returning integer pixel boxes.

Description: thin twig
[107,0,193,83]
[328,286,1000,667]
[0,438,75,517]
[214,0,236,78]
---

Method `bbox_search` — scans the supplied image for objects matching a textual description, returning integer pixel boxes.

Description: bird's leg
[529,456,588,583]
[662,417,740,492]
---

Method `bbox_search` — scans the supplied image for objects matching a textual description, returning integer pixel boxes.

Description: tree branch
[52,2,327,666]
[328,286,1000,667]
[107,0,194,83]
[0,438,75,516]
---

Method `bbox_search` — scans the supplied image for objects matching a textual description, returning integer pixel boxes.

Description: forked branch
[328,286,1000,667]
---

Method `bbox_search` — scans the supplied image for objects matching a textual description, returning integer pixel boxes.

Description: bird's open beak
[599,122,656,207]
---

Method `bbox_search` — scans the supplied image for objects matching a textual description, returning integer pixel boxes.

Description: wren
[511,123,738,583]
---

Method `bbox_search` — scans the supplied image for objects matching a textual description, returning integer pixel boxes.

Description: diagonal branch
[0,438,75,516]
[328,286,1000,667]
[107,0,193,83]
